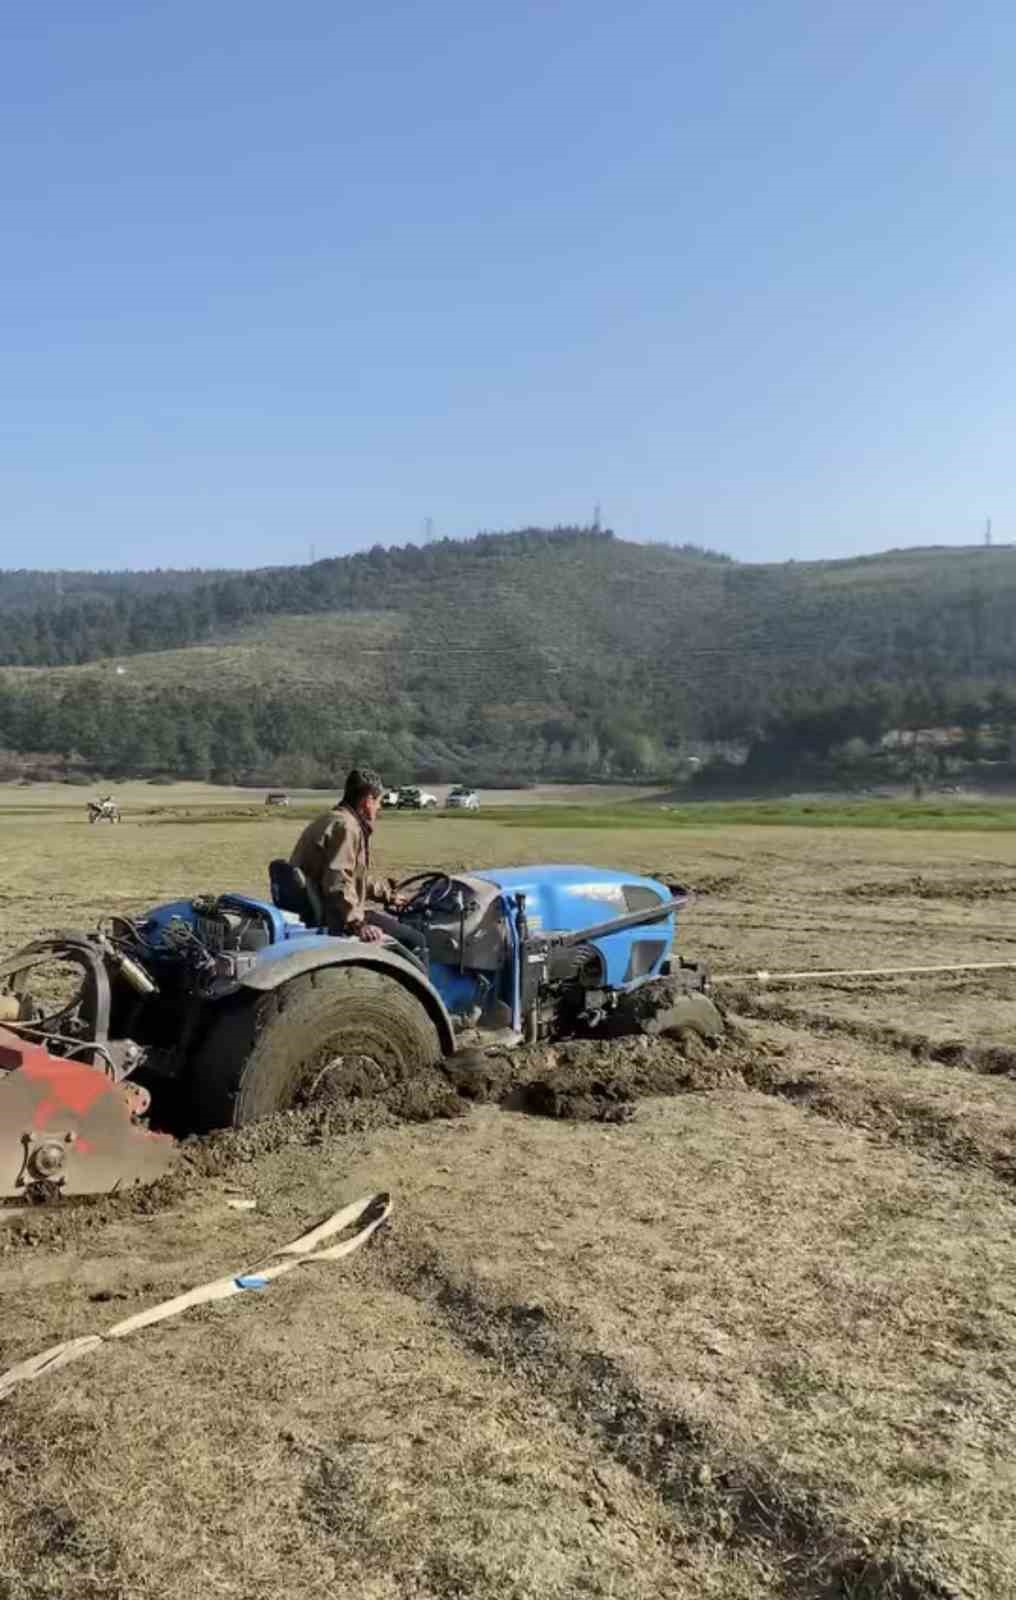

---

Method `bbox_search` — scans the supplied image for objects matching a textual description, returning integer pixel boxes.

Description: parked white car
[445,785,480,810]
[380,789,400,808]
[396,785,438,810]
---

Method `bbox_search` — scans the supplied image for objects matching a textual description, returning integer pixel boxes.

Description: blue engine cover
[475,865,675,989]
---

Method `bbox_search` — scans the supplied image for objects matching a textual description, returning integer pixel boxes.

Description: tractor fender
[237,938,456,1056]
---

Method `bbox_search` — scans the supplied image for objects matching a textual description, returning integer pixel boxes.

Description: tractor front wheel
[609,979,724,1043]
[187,966,442,1132]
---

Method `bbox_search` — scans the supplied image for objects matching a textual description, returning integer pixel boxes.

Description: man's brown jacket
[289,804,392,932]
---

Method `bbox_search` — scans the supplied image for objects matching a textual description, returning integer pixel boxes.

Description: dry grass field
[2,790,1016,1598]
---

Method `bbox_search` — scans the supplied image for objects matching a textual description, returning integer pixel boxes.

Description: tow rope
[0,1190,391,1402]
[713,959,1016,986]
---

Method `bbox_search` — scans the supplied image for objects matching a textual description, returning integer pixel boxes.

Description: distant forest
[1,527,1015,789]
[0,566,237,616]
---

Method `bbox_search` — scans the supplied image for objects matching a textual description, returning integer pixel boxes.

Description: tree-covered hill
[0,566,238,614]
[1,527,1015,787]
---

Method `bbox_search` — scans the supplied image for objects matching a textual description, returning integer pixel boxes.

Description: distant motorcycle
[87,797,120,825]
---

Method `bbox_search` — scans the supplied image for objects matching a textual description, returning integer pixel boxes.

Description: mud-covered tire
[609,981,725,1043]
[187,965,442,1132]
[649,990,724,1040]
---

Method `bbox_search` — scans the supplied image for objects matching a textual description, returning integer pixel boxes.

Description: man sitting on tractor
[288,767,429,967]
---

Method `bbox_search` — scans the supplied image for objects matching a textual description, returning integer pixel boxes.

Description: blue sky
[2,0,1013,569]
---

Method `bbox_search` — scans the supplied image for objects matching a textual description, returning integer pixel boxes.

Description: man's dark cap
[342,766,385,804]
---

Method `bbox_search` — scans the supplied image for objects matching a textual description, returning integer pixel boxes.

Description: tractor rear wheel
[187,966,442,1132]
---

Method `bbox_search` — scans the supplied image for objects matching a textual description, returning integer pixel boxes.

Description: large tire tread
[188,966,441,1132]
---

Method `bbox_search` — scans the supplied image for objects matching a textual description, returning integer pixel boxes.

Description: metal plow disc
[0,1028,177,1199]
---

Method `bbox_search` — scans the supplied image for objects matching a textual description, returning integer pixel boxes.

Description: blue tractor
[0,862,721,1195]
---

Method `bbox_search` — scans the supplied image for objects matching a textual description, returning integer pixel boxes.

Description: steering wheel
[394,871,454,914]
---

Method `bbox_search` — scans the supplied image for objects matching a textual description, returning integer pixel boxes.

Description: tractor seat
[267,860,428,974]
[268,859,323,928]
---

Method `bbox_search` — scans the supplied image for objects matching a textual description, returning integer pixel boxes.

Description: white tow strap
[713,959,1016,986]
[0,1191,391,1402]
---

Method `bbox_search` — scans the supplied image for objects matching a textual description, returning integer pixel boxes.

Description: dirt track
[2,807,1016,1597]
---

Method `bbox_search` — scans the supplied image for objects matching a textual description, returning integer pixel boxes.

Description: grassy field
[0,780,667,815]
[2,795,1016,1597]
[473,798,1016,830]
[6,780,1016,832]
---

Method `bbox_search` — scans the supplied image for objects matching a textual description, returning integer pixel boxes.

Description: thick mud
[0,1030,748,1253]
[7,1005,1016,1261]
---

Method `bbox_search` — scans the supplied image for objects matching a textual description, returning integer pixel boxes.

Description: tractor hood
[475,865,678,987]
[477,865,672,923]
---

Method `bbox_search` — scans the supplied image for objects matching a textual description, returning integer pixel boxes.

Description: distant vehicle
[446,785,479,810]
[396,785,438,810]
[265,792,289,809]
[380,789,400,808]
[87,796,120,825]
